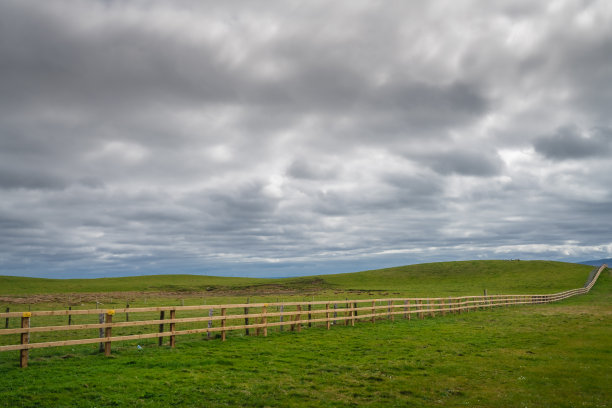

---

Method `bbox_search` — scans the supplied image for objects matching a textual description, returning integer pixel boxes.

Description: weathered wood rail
[1,264,606,367]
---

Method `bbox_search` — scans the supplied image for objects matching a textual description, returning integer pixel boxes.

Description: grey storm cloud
[1,0,611,278]
[534,126,612,160]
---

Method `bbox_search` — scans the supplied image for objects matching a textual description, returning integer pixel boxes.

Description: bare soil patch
[0,280,333,305]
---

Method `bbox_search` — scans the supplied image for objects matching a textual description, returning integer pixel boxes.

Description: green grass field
[1,260,610,407]
[0,260,593,299]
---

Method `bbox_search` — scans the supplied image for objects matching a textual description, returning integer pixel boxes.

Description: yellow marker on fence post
[105,310,114,357]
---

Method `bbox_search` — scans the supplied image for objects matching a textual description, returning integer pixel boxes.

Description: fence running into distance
[1,264,606,368]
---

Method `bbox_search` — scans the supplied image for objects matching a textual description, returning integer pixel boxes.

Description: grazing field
[0,260,594,309]
[1,261,610,407]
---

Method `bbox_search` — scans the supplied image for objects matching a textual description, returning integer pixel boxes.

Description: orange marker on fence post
[104,310,114,357]
[20,312,31,368]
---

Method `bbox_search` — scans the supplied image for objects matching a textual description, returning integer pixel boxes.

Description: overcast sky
[1,0,611,278]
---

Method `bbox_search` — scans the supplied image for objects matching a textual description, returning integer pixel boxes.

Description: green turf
[0,266,609,407]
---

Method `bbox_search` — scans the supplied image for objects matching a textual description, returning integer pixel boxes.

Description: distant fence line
[1,264,606,368]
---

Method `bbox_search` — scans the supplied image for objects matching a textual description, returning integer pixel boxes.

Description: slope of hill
[0,260,592,297]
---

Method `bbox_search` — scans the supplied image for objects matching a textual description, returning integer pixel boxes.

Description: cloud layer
[1,0,611,277]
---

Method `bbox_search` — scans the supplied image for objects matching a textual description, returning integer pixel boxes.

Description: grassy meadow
[0,260,610,407]
[0,260,594,310]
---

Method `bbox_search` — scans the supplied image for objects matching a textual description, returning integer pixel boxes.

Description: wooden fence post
[345,300,350,326]
[390,301,394,321]
[125,303,129,322]
[326,303,330,330]
[221,308,227,341]
[308,304,312,328]
[158,311,165,346]
[429,300,435,318]
[333,303,337,325]
[483,290,488,310]
[5,307,9,329]
[280,305,284,332]
[208,309,214,339]
[98,313,104,353]
[245,303,250,336]
[104,310,114,357]
[404,300,408,319]
[262,305,267,337]
[371,301,375,323]
[20,312,30,368]
[68,306,72,326]
[170,309,176,348]
[296,305,302,332]
[418,300,423,319]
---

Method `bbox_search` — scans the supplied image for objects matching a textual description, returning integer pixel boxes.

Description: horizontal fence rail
[1,264,606,368]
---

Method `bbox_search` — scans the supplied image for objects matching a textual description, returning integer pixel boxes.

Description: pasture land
[0,260,594,310]
[0,260,610,407]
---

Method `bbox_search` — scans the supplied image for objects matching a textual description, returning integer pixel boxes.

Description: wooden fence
[1,264,606,367]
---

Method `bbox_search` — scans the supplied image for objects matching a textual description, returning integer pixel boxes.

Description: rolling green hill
[0,260,594,297]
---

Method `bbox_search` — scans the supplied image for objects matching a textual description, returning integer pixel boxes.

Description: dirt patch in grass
[0,278,395,305]
[0,279,336,304]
